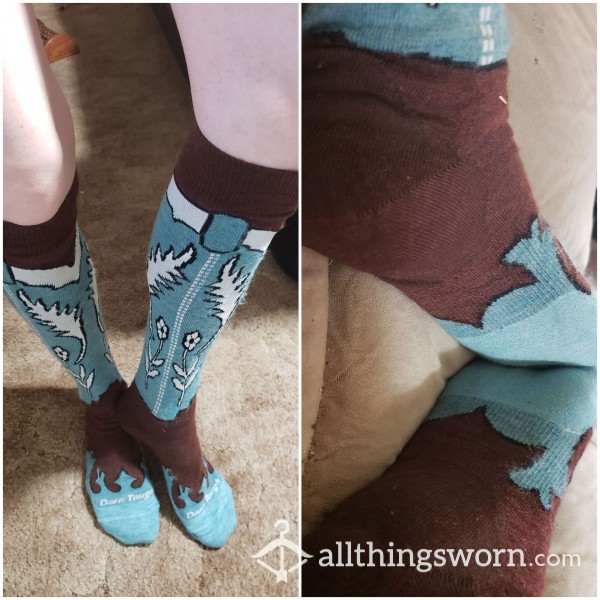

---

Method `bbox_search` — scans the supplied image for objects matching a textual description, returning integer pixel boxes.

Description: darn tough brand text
[99,489,155,506]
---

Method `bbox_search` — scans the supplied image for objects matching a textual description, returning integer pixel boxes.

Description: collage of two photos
[3,1,597,598]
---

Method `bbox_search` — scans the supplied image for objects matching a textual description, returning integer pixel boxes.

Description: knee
[3,118,76,224]
[246,75,298,144]
[191,71,298,170]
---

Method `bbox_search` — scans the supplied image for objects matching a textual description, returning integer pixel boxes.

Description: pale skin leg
[3,3,76,226]
[172,3,298,171]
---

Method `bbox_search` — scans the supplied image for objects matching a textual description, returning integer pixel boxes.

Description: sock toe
[98,509,160,545]
[85,452,160,545]
[164,463,237,548]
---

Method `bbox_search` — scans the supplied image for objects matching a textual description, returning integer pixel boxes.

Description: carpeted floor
[3,4,299,596]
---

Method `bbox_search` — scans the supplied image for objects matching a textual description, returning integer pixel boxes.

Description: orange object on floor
[37,18,79,63]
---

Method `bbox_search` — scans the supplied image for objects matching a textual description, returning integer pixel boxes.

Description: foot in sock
[117,126,298,546]
[302,3,595,367]
[302,360,596,596]
[3,175,159,545]
[118,389,236,547]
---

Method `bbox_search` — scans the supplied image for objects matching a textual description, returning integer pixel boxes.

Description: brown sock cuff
[3,173,78,269]
[173,126,298,231]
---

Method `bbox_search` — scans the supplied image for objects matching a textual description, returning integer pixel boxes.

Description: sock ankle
[302,360,596,596]
[3,174,159,545]
[118,389,206,508]
[302,3,595,367]
[118,126,298,546]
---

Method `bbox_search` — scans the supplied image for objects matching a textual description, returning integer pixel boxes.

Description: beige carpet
[4,4,298,596]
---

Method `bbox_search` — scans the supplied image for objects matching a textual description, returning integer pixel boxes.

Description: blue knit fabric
[164,461,237,548]
[134,177,273,421]
[85,452,160,545]
[437,218,597,367]
[303,3,509,66]
[4,229,160,544]
[3,228,121,402]
[427,360,596,509]
[133,176,275,545]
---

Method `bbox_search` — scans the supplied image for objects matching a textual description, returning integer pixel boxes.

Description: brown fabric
[86,380,146,493]
[36,18,57,42]
[302,409,592,597]
[117,383,211,508]
[302,38,547,326]
[4,173,78,270]
[174,126,298,231]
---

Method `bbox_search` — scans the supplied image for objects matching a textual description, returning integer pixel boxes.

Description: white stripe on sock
[244,229,276,251]
[167,177,210,234]
[167,176,277,251]
[11,227,82,289]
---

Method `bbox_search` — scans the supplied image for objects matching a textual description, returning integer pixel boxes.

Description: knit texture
[3,174,78,269]
[303,3,510,66]
[133,175,276,420]
[174,126,298,231]
[301,3,596,595]
[302,3,596,368]
[302,361,595,597]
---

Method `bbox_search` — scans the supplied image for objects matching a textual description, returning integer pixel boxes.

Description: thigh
[3,3,75,225]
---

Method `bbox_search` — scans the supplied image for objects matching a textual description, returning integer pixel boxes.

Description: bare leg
[172,3,298,170]
[3,3,75,225]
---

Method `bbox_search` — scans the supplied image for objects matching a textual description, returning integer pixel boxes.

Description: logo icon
[251,519,312,582]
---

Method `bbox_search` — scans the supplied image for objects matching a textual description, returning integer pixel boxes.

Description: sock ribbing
[174,126,297,231]
[4,173,78,269]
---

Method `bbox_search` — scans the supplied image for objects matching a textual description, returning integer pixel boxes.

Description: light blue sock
[427,359,596,509]
[303,2,509,66]
[437,218,597,367]
[121,176,277,547]
[163,460,236,548]
[4,226,160,545]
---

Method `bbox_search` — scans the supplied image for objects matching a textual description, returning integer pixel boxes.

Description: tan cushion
[303,4,596,594]
[302,265,473,533]
[507,3,596,273]
[546,434,597,597]
[301,247,329,459]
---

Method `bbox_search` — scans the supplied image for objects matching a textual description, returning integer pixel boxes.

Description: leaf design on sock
[206,256,250,325]
[18,290,87,363]
[173,332,203,405]
[53,346,70,362]
[144,317,169,386]
[86,254,105,333]
[61,362,95,397]
[147,244,196,297]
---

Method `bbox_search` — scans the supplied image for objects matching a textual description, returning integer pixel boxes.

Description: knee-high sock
[301,4,595,596]
[302,3,595,367]
[3,175,159,545]
[118,127,298,547]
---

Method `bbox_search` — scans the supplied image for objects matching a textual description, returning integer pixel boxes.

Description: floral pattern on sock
[172,331,203,405]
[133,182,273,420]
[144,316,169,386]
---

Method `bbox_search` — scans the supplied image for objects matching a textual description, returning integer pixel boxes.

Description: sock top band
[173,126,298,231]
[4,173,78,270]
